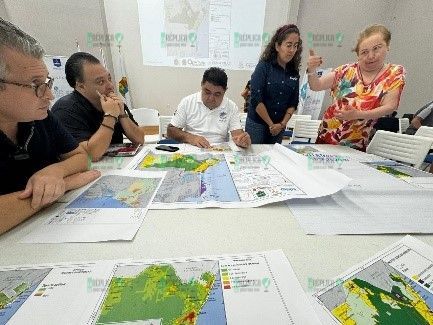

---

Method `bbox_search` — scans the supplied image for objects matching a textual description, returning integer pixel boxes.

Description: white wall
[389,0,433,113]
[0,0,9,19]
[2,0,114,82]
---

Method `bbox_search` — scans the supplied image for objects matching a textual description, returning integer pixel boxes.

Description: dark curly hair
[260,24,302,72]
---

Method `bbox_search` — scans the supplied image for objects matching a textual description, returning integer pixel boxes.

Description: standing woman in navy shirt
[245,24,302,144]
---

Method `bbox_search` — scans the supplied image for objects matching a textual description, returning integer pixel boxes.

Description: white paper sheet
[126,143,351,209]
[311,236,433,324]
[287,149,433,235]
[21,170,165,243]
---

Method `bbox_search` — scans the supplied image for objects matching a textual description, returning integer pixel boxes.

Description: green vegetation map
[96,264,216,325]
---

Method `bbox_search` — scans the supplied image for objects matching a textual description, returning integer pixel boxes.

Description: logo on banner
[307,32,344,48]
[86,32,124,48]
[262,32,270,45]
[52,58,61,68]
[234,32,264,48]
[160,32,197,48]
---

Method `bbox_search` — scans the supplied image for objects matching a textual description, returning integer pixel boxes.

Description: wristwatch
[103,113,118,122]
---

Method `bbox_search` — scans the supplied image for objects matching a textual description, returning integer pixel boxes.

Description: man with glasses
[167,67,251,148]
[52,52,144,161]
[0,18,99,235]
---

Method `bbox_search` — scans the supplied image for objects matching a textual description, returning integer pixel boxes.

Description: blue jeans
[245,117,284,144]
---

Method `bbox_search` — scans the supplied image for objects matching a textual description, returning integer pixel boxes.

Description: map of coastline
[136,153,240,204]
[96,260,226,324]
[0,268,51,324]
[67,175,161,209]
[318,259,433,324]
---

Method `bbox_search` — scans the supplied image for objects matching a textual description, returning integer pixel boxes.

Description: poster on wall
[43,55,73,105]
[137,0,267,70]
[297,68,332,119]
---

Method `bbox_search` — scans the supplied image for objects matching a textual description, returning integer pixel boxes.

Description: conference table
[1,143,433,296]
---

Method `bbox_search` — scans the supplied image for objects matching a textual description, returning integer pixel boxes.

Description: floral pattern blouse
[316,62,405,151]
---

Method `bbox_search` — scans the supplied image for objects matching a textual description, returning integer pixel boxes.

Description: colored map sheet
[362,161,433,190]
[126,144,351,209]
[20,170,165,243]
[313,236,433,324]
[0,261,116,325]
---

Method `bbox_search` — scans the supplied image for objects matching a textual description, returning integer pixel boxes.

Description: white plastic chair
[289,119,322,143]
[132,107,160,126]
[415,126,433,149]
[286,114,312,130]
[398,118,409,133]
[366,130,433,168]
[159,115,173,138]
[132,107,160,143]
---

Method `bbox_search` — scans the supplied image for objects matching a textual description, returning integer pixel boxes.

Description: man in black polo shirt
[0,18,100,235]
[52,52,145,161]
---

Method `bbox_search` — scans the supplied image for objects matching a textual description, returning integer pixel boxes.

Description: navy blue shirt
[248,60,300,125]
[0,112,78,194]
[52,90,137,143]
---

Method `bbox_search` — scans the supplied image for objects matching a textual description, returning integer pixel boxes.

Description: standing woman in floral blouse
[309,24,406,151]
[245,24,302,144]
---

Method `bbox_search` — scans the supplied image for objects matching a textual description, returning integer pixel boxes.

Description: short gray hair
[0,17,45,79]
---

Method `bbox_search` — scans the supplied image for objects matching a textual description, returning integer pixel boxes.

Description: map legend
[221,268,231,289]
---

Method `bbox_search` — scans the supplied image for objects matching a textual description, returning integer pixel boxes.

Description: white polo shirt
[171,92,242,143]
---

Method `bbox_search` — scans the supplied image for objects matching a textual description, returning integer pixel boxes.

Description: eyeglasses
[283,43,299,50]
[359,44,386,57]
[0,76,54,98]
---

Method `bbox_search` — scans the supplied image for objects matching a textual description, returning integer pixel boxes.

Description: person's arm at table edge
[167,124,210,148]
[118,106,145,144]
[0,168,100,236]
[80,115,117,162]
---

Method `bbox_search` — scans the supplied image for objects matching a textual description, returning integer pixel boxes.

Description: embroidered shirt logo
[219,111,228,122]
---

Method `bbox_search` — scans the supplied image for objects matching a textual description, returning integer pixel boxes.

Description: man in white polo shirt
[167,67,251,148]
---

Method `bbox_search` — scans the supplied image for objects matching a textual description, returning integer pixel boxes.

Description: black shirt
[373,117,399,133]
[0,112,78,194]
[248,60,300,125]
[51,90,138,143]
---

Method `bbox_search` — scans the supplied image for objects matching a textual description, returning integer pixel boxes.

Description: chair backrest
[415,126,433,149]
[159,115,173,138]
[132,108,160,126]
[398,118,409,133]
[287,114,312,129]
[290,119,322,143]
[239,112,247,129]
[366,130,433,168]
[374,117,399,133]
